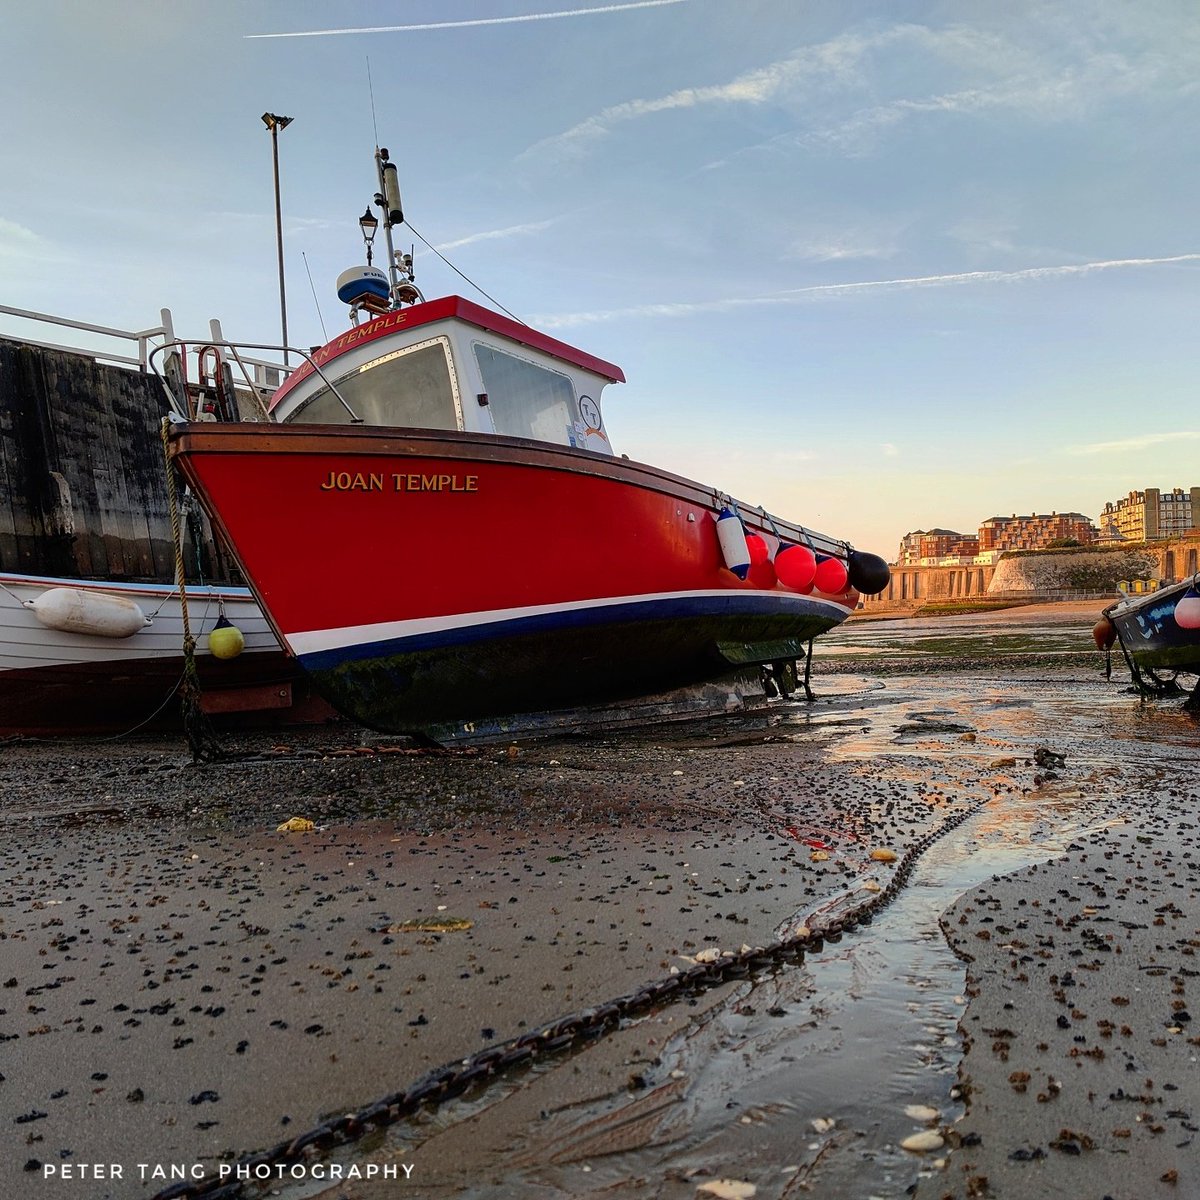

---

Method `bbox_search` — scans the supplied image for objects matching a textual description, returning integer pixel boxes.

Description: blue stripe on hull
[298,591,838,672]
[294,592,845,733]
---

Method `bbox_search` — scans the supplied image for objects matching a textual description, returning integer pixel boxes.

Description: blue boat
[1103,572,1200,707]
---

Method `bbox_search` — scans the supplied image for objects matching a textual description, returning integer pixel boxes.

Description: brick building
[1098,487,1200,541]
[977,512,1098,555]
[896,528,972,565]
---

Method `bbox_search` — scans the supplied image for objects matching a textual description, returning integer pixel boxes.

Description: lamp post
[262,112,293,363]
[359,207,379,265]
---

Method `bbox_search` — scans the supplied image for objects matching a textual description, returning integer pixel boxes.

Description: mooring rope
[160,418,223,762]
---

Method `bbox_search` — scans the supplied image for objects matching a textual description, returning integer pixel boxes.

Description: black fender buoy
[847,550,890,595]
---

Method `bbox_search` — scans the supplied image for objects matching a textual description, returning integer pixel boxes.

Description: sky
[1,0,1198,559]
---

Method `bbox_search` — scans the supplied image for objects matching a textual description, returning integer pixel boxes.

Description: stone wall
[988,541,1198,593]
[0,338,226,581]
[860,538,1200,613]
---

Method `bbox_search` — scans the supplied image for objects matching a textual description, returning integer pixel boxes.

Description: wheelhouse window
[284,337,462,429]
[473,342,575,444]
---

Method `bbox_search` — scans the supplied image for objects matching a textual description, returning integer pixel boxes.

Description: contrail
[781,254,1200,298]
[534,253,1200,328]
[247,0,692,39]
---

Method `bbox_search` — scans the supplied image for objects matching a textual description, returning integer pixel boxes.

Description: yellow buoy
[208,614,245,659]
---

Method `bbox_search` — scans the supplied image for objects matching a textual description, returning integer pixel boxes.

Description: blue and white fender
[716,507,750,579]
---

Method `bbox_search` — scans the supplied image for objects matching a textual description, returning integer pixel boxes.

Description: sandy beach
[3,602,1198,1199]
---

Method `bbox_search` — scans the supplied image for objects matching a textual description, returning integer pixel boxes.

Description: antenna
[367,57,380,146]
[302,251,328,341]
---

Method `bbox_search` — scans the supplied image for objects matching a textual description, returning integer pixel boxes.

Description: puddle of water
[426,798,1125,1200]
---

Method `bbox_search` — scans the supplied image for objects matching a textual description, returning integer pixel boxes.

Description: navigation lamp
[775,544,817,592]
[814,554,849,594]
[1175,584,1200,630]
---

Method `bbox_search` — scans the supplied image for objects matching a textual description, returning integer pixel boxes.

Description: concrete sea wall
[0,338,226,582]
[863,539,1200,613]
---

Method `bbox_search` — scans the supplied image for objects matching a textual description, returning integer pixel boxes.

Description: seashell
[870,848,898,862]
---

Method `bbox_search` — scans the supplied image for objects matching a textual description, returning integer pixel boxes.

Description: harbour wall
[861,539,1200,613]
[0,338,224,582]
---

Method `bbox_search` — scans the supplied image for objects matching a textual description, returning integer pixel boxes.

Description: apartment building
[978,512,1098,556]
[896,528,971,565]
[1098,487,1200,541]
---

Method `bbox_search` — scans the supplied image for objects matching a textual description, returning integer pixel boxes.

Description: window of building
[284,337,462,429]
[473,343,576,445]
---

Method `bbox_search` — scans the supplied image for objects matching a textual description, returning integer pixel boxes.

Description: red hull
[170,424,856,731]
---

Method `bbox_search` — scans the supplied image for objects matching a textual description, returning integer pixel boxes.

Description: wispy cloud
[520,29,883,162]
[529,18,1200,167]
[246,0,691,39]
[1067,431,1200,456]
[881,443,899,457]
[0,217,45,252]
[436,219,556,252]
[787,232,898,262]
[534,253,1200,328]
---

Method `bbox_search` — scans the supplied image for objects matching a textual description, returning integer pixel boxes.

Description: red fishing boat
[164,146,889,735]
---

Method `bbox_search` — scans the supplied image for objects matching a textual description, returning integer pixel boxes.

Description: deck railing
[0,304,291,395]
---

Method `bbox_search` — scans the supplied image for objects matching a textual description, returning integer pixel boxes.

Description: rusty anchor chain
[151,799,984,1200]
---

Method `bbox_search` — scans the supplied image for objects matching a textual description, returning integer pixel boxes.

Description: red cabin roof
[269,295,625,413]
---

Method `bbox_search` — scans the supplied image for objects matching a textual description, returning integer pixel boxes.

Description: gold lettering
[334,471,482,494]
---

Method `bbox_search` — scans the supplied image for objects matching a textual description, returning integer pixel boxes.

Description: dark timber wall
[0,337,224,582]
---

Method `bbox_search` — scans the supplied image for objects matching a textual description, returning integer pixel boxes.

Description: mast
[373,146,421,307]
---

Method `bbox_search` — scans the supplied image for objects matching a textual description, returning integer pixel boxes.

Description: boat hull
[0,573,323,735]
[1106,578,1200,674]
[168,424,856,733]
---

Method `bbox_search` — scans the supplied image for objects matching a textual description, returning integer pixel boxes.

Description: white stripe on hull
[287,589,851,657]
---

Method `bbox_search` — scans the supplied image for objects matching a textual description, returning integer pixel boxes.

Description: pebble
[901,1130,945,1153]
[696,1181,756,1199]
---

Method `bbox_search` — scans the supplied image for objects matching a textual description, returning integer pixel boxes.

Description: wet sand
[915,819,1200,1200]
[3,601,1198,1198]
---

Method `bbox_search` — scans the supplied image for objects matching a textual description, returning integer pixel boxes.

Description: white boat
[0,572,321,735]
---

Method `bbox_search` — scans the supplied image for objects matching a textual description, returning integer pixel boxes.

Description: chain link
[151,797,984,1200]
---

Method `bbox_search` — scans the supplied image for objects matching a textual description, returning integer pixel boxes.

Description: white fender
[716,507,750,579]
[26,587,151,639]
